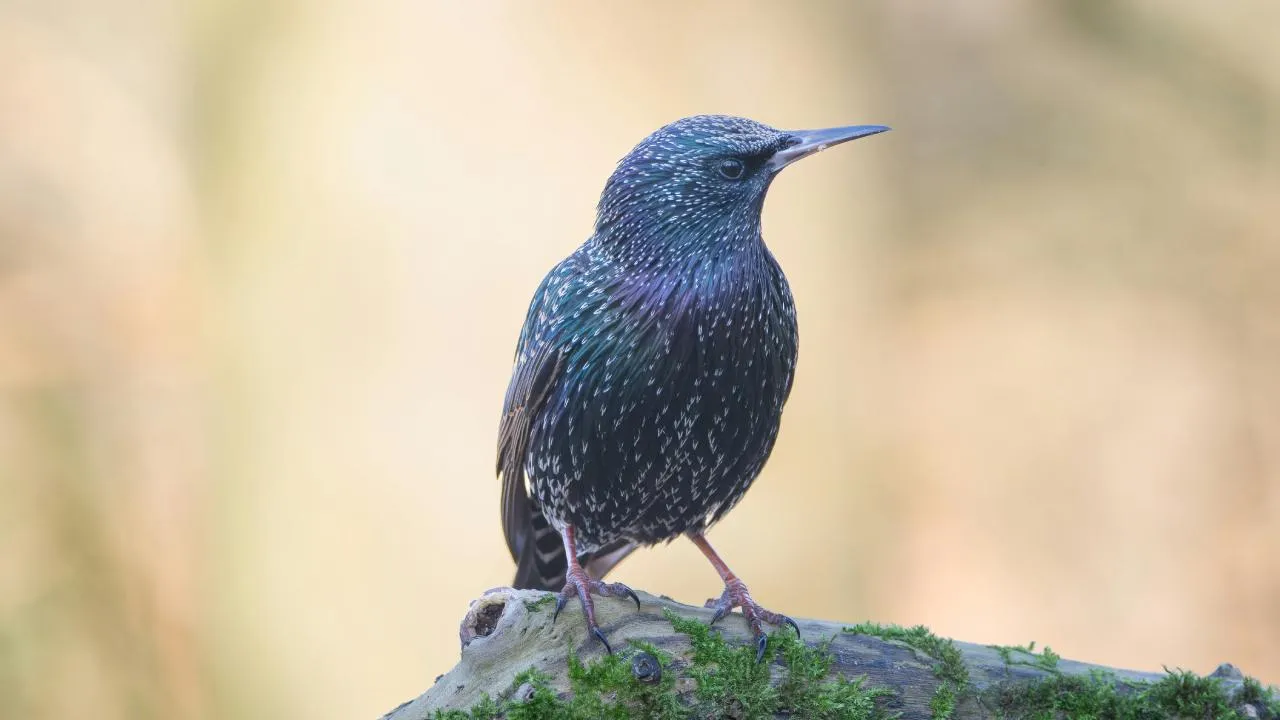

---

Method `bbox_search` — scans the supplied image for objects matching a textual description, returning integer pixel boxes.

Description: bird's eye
[717,158,746,180]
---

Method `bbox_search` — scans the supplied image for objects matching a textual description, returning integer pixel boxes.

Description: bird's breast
[561,255,798,464]
[526,250,799,544]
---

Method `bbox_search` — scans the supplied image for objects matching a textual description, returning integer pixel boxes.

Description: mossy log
[382,588,1276,719]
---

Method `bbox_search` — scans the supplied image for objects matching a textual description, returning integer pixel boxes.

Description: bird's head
[593,115,888,261]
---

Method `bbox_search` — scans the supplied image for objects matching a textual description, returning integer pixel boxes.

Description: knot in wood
[631,651,661,684]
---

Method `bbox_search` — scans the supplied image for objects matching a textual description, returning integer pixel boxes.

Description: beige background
[1,1,1277,718]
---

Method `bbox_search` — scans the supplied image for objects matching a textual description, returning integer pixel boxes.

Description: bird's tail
[511,510,638,591]
[511,510,568,590]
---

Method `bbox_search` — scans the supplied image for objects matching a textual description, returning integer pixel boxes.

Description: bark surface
[382,588,1267,719]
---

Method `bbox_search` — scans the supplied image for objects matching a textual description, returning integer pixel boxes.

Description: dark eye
[717,158,746,180]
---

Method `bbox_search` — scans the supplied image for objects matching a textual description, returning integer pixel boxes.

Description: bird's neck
[582,219,788,327]
[587,212,767,276]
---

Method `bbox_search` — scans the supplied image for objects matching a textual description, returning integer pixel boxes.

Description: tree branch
[382,588,1275,719]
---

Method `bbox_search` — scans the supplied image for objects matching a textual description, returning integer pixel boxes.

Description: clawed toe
[705,579,796,661]
[783,615,801,638]
[591,626,614,654]
[709,603,729,626]
[600,581,641,611]
[551,571,641,653]
[687,534,797,662]
[552,590,571,624]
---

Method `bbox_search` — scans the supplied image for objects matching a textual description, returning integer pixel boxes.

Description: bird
[497,115,889,659]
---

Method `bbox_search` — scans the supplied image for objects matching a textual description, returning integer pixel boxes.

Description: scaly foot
[552,565,640,654]
[705,578,800,662]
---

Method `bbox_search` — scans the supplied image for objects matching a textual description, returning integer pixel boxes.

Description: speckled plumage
[497,115,889,650]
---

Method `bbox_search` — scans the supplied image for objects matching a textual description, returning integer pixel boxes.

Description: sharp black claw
[784,616,801,638]
[709,605,726,626]
[755,634,769,663]
[552,594,569,624]
[592,626,614,654]
[623,587,641,610]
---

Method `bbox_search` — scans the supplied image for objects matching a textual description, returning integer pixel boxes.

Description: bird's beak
[768,124,890,172]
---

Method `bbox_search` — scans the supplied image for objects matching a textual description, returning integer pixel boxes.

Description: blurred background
[1,0,1277,717]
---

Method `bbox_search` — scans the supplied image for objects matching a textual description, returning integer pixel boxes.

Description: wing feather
[498,345,563,568]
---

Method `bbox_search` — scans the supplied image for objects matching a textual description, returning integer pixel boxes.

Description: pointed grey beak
[768,124,890,171]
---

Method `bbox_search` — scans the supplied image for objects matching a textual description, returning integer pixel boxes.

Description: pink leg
[689,531,800,661]
[552,525,640,653]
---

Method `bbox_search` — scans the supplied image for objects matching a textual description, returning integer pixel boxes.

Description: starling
[498,115,889,656]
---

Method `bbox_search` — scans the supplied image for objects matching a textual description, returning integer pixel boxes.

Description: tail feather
[511,509,568,590]
[510,507,638,591]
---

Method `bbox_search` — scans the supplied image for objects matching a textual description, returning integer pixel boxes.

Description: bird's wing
[498,342,564,585]
[502,346,638,590]
[499,257,641,589]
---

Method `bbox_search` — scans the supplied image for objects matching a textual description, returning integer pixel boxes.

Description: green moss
[521,595,555,613]
[665,610,778,717]
[988,641,1061,675]
[430,649,681,720]
[775,635,891,719]
[990,669,1130,720]
[1149,669,1239,719]
[929,680,957,719]
[431,613,894,720]
[991,667,1280,720]
[844,622,970,719]
[668,609,893,719]
[560,642,684,719]
[503,669,569,719]
[429,694,499,720]
[1236,676,1280,717]
[432,613,1279,720]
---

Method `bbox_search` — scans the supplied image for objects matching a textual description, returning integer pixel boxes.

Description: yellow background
[1,1,1277,718]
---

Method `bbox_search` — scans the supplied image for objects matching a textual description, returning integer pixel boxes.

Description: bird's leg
[688,531,800,661]
[551,525,640,653]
